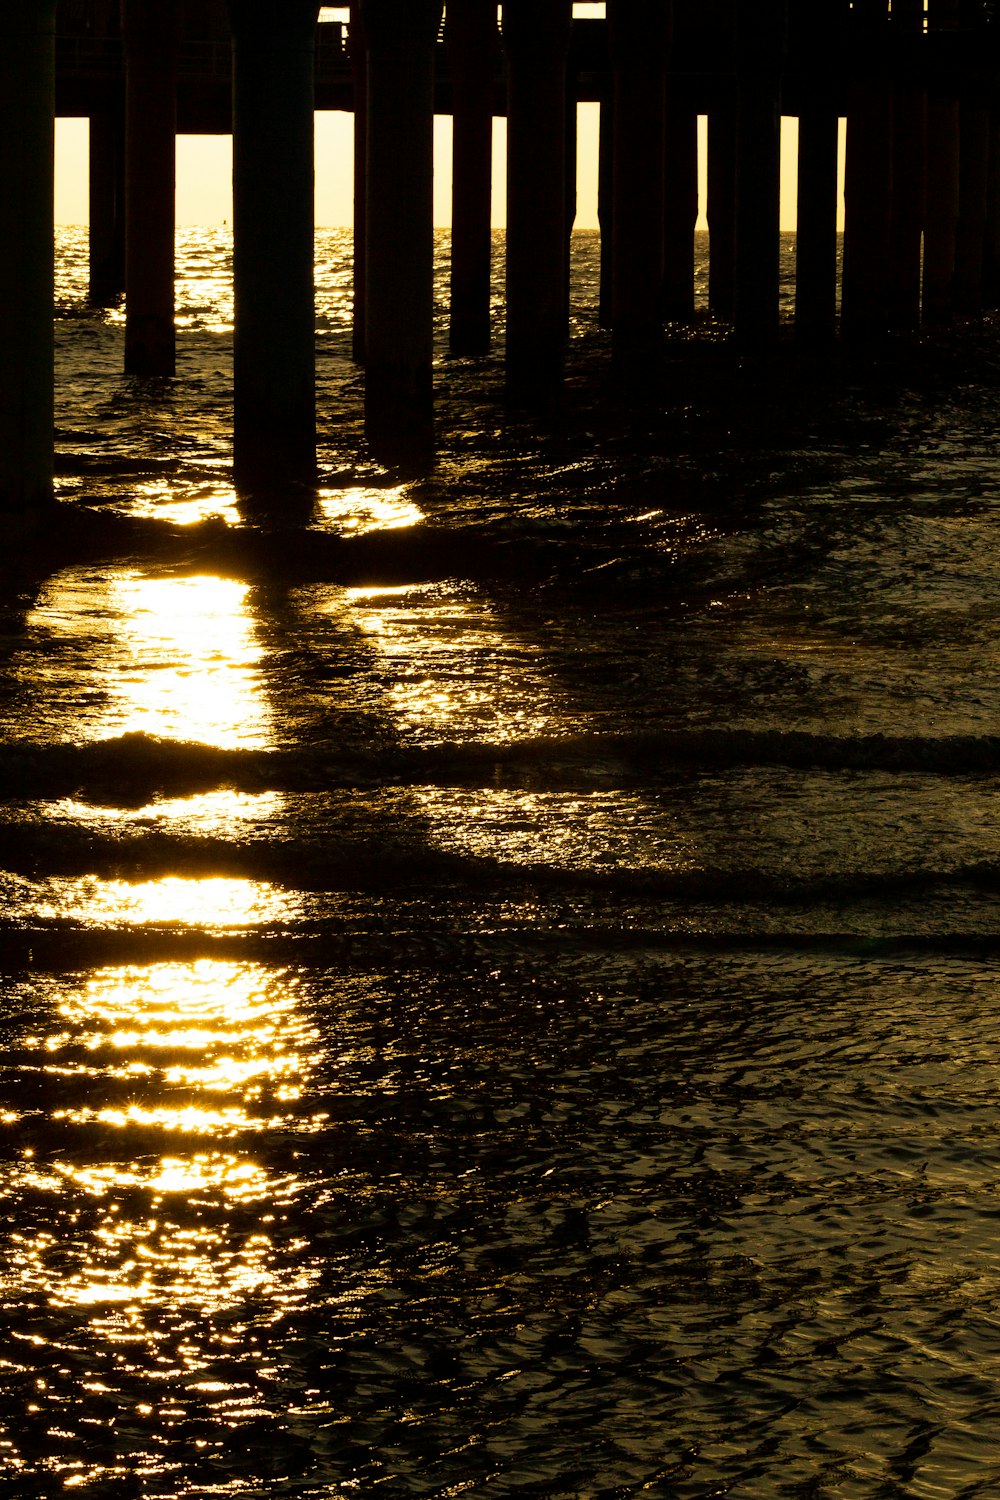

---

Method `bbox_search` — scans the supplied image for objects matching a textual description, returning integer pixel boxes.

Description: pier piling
[0,0,56,519]
[229,0,320,491]
[362,0,442,462]
[502,0,573,406]
[122,0,178,376]
[447,0,498,357]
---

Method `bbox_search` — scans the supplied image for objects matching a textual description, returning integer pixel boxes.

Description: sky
[52,0,845,233]
[55,110,843,233]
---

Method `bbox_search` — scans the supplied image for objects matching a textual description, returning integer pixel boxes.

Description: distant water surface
[0,227,999,1497]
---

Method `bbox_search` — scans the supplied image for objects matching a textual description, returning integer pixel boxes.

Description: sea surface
[2,227,1000,1497]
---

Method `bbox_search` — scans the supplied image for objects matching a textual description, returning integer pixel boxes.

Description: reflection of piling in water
[7,0,1000,518]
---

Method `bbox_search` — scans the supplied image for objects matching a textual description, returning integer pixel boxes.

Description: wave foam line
[0,729,998,804]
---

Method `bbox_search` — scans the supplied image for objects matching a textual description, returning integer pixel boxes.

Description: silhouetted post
[796,109,839,347]
[983,102,1000,306]
[923,0,961,324]
[503,0,573,405]
[349,1,367,363]
[598,82,614,327]
[229,0,320,491]
[448,0,497,355]
[794,0,841,347]
[955,13,992,315]
[363,0,442,461]
[565,86,579,328]
[0,0,56,519]
[609,0,669,363]
[887,0,926,332]
[734,0,786,347]
[663,85,699,323]
[842,0,893,341]
[122,0,178,376]
[89,96,126,307]
[708,91,738,319]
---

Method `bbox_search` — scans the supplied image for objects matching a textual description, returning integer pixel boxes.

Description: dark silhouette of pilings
[887,0,926,333]
[89,96,126,306]
[608,0,669,364]
[503,0,573,406]
[984,103,1000,305]
[707,91,738,320]
[923,0,962,324]
[793,0,841,347]
[447,0,498,355]
[955,7,993,314]
[362,0,441,461]
[663,85,699,324]
[229,0,319,491]
[795,107,839,346]
[597,81,614,327]
[0,0,56,518]
[349,0,367,363]
[122,0,178,376]
[733,0,786,347]
[841,0,893,341]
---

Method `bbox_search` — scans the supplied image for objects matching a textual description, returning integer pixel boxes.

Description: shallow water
[2,229,1000,1497]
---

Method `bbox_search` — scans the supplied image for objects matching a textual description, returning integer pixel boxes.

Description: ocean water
[2,227,1000,1497]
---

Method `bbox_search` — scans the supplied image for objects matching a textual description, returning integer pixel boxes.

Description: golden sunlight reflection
[29,960,323,1136]
[127,476,240,526]
[344,582,566,742]
[29,874,294,929]
[45,789,285,834]
[102,574,266,746]
[413,785,698,872]
[6,1153,314,1317]
[26,570,269,749]
[316,484,424,534]
[1,962,321,1329]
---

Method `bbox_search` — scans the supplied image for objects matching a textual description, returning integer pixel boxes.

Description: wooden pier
[3,0,1000,514]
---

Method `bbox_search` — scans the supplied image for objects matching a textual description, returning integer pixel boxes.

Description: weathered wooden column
[229,0,320,491]
[708,90,738,319]
[598,82,614,327]
[609,0,669,363]
[842,0,893,341]
[887,0,926,332]
[0,0,56,520]
[89,95,126,307]
[983,101,1000,306]
[794,0,843,348]
[349,0,367,363]
[955,14,993,315]
[448,0,497,355]
[565,79,579,327]
[503,0,573,405]
[733,0,786,346]
[362,0,442,462]
[122,0,178,376]
[663,83,699,324]
[923,0,961,324]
